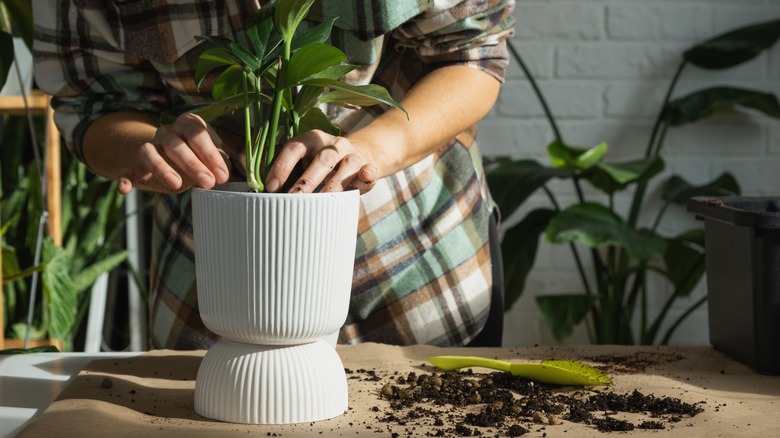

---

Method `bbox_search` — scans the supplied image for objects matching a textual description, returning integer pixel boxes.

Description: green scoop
[428,355,612,386]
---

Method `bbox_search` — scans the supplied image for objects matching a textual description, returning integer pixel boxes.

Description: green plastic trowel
[428,355,612,386]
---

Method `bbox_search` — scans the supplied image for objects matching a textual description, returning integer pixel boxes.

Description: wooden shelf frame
[0,89,62,350]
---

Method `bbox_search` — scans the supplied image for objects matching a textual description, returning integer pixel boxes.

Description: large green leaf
[274,0,316,44]
[41,241,77,343]
[661,173,740,205]
[211,65,246,100]
[536,294,596,342]
[282,43,347,88]
[300,77,407,115]
[684,18,780,69]
[72,251,128,294]
[0,31,13,92]
[665,87,780,126]
[295,68,355,115]
[546,203,667,260]
[161,92,270,125]
[194,35,262,71]
[587,156,664,195]
[661,229,705,298]
[316,84,397,108]
[547,141,608,171]
[262,17,336,70]
[298,106,341,136]
[243,11,276,59]
[195,47,239,89]
[485,159,569,218]
[502,208,556,310]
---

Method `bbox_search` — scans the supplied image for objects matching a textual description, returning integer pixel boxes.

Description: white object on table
[0,352,139,438]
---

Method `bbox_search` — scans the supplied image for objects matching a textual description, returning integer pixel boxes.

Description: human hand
[117,113,230,195]
[265,129,378,194]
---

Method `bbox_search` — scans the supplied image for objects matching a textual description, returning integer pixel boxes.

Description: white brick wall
[485,0,780,347]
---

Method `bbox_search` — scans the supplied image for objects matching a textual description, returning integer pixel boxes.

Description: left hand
[265,129,379,194]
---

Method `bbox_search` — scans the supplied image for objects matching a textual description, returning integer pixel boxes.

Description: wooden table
[11,343,780,437]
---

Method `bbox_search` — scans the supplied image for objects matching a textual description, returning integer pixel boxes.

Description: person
[33,0,515,349]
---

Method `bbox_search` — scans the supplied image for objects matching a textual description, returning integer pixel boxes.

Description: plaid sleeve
[32,1,170,165]
[392,0,516,82]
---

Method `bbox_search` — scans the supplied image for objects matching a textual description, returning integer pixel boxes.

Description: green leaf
[244,12,276,59]
[11,323,46,341]
[72,251,129,294]
[661,173,740,205]
[161,92,270,124]
[317,84,397,108]
[0,31,13,92]
[485,159,569,218]
[587,156,665,195]
[684,18,780,69]
[41,241,77,343]
[502,209,556,310]
[665,87,780,126]
[211,65,246,100]
[195,35,262,71]
[662,230,706,298]
[282,43,348,88]
[546,203,667,260]
[300,77,407,116]
[263,18,338,69]
[536,294,596,342]
[547,141,608,171]
[2,0,34,49]
[274,0,316,44]
[195,47,239,89]
[298,107,341,136]
[0,345,60,355]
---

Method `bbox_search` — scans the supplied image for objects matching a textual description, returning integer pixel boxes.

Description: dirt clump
[370,368,703,436]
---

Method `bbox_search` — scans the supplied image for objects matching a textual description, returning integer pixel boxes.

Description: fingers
[267,130,380,195]
[118,113,229,195]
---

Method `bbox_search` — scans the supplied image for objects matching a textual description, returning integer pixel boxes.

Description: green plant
[0,0,132,351]
[489,18,780,345]
[174,0,406,192]
[1,117,131,350]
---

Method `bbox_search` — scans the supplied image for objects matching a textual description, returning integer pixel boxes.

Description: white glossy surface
[194,339,348,424]
[0,352,138,438]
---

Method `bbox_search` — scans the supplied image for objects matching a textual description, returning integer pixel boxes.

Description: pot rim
[193,183,360,200]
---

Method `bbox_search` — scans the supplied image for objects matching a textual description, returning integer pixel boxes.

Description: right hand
[117,113,230,195]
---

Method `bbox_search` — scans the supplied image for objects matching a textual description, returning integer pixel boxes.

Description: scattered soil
[352,366,704,436]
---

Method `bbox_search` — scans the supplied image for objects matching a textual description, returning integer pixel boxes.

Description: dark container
[687,196,780,375]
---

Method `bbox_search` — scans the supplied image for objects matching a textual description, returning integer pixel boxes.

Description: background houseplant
[1,0,132,351]
[489,18,780,345]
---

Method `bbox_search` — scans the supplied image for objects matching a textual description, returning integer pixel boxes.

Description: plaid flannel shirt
[33,0,515,348]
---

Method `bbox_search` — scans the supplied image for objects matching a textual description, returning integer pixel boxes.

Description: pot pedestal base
[194,339,348,424]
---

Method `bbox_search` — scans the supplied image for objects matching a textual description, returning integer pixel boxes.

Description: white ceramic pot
[194,339,348,424]
[191,183,359,345]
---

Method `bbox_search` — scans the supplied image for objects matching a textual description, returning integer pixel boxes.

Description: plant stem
[660,295,707,344]
[243,71,262,191]
[627,61,686,228]
[508,41,562,144]
[264,40,292,178]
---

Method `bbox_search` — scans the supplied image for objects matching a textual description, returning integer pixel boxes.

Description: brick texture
[484,0,780,347]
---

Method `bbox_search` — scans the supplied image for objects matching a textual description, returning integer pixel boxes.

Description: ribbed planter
[191,183,359,423]
[194,339,348,424]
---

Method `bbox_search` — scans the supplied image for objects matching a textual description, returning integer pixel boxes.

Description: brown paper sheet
[18,343,780,437]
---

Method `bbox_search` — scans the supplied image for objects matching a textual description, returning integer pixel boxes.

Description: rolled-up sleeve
[32,1,169,165]
[392,0,515,82]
